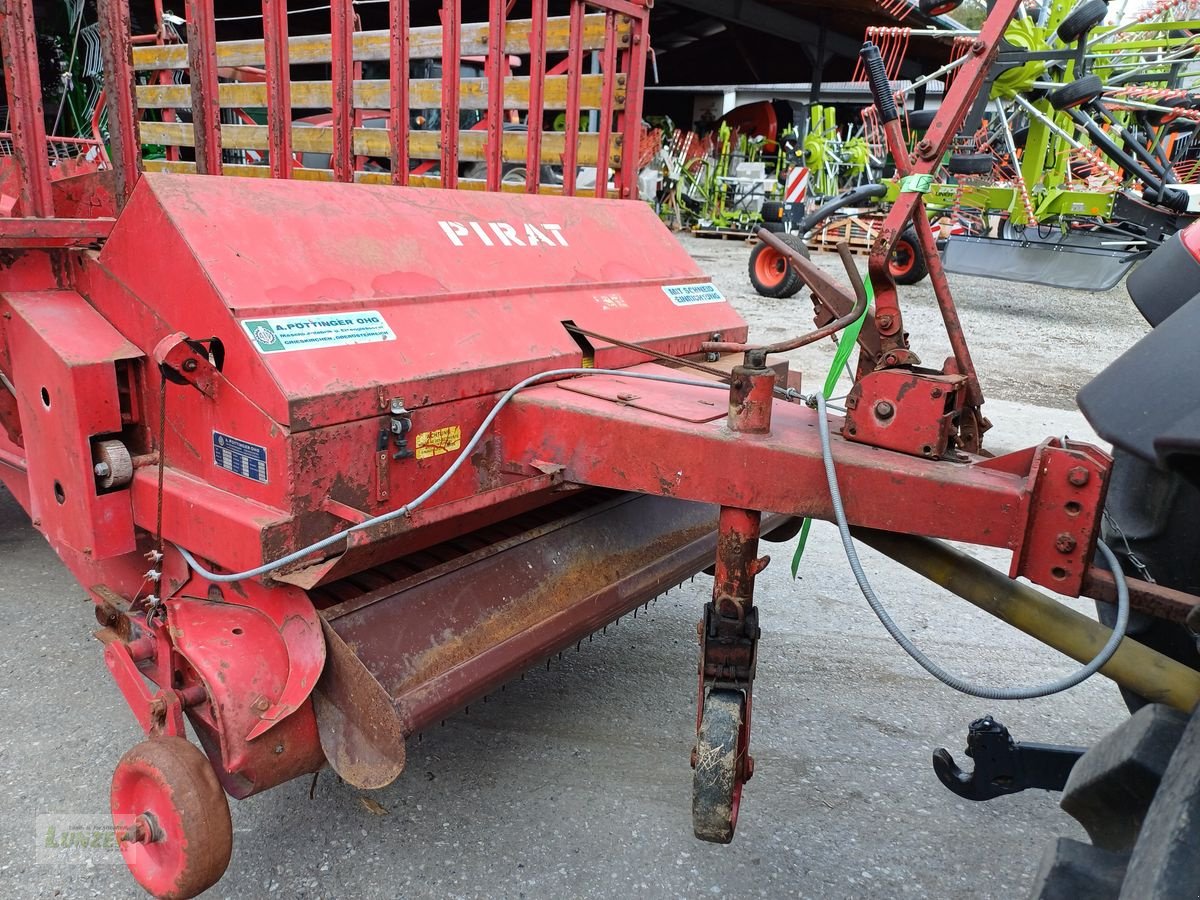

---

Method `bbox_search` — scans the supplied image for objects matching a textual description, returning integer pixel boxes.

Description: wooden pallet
[691,227,756,241]
[805,212,881,255]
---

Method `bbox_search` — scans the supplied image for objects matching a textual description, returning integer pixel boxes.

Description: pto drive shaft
[853,528,1200,713]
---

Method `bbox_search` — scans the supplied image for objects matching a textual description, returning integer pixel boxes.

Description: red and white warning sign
[784,166,810,204]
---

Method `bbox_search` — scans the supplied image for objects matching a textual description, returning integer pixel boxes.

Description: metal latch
[389,399,413,460]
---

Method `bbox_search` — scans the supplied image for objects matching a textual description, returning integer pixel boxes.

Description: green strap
[898,173,934,194]
[790,278,873,579]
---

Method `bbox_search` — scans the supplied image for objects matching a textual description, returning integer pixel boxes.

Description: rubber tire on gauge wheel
[1047,75,1104,111]
[111,736,233,900]
[947,152,994,175]
[693,689,745,844]
[919,0,962,14]
[1056,0,1109,44]
[890,228,928,285]
[747,233,810,299]
[906,108,938,132]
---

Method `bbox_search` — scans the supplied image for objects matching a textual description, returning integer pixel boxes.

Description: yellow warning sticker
[415,425,462,460]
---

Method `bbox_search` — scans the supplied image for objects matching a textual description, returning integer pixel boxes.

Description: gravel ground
[0,235,1152,899]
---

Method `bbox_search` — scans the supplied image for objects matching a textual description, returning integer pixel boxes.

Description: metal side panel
[321,493,777,738]
[942,235,1138,290]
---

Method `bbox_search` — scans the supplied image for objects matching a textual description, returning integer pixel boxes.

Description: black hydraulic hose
[796,184,889,238]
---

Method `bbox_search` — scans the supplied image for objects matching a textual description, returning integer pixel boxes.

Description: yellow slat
[139,121,622,168]
[135,73,625,112]
[141,158,621,197]
[131,14,628,71]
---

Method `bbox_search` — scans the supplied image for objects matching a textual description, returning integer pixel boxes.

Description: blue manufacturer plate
[212,431,268,484]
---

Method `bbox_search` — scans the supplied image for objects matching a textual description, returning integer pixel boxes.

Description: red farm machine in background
[1,0,1197,897]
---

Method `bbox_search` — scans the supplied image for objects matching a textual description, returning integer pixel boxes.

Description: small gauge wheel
[111,736,233,899]
[693,689,747,844]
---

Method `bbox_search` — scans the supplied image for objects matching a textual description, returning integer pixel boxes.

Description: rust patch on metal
[313,618,406,789]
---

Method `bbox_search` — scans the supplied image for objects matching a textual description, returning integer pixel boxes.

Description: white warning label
[662,283,726,306]
[242,311,396,353]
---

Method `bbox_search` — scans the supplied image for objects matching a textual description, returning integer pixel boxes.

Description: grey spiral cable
[812,391,1129,700]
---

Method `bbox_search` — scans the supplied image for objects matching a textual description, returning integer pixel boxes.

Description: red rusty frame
[389,0,410,185]
[524,0,548,192]
[485,0,506,191]
[440,0,462,189]
[97,0,142,206]
[561,1,585,196]
[184,0,222,175]
[330,0,355,183]
[0,217,115,248]
[0,0,53,218]
[867,0,1020,391]
[262,0,292,180]
[496,364,1110,598]
[616,13,646,200]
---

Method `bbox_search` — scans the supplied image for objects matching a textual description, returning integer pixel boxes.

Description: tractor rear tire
[1047,75,1104,111]
[1118,704,1200,897]
[1057,0,1109,44]
[748,233,810,299]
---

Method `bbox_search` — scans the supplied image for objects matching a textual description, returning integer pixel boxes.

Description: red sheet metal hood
[93,173,747,430]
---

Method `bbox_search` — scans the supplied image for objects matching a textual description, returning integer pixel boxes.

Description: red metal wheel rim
[110,737,232,900]
[112,762,189,897]
[890,239,916,277]
[754,247,788,288]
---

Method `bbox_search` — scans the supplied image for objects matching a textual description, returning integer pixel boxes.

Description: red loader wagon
[1,0,1192,897]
